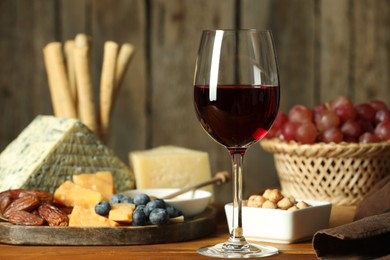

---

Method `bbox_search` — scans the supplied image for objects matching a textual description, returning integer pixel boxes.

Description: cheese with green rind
[0,115,135,193]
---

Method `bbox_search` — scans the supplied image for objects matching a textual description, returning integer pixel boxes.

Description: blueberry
[110,194,134,204]
[149,208,169,225]
[95,201,111,216]
[166,205,183,218]
[135,205,146,212]
[144,199,166,216]
[121,196,133,204]
[133,193,150,206]
[110,194,125,205]
[132,209,148,226]
[154,199,166,208]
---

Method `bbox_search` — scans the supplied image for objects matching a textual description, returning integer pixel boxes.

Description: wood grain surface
[0,0,389,205]
[0,206,356,259]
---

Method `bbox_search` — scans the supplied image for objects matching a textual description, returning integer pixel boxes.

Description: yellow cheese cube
[108,203,136,223]
[129,146,212,192]
[54,180,103,208]
[72,171,115,201]
[69,205,119,227]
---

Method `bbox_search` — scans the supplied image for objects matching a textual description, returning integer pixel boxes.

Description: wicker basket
[260,138,390,206]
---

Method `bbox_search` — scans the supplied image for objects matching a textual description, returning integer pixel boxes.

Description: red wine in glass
[194,85,279,150]
[194,29,280,258]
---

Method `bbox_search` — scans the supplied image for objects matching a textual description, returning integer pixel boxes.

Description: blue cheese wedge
[0,115,135,193]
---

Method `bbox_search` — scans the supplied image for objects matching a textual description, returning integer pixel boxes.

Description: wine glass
[193,29,280,258]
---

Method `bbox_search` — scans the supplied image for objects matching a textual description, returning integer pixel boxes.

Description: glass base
[197,242,278,258]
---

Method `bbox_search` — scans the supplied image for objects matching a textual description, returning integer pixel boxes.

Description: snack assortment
[246,189,311,211]
[0,117,214,228]
[1,172,183,227]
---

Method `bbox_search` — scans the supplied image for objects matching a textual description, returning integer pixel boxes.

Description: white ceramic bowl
[122,188,212,217]
[225,199,331,244]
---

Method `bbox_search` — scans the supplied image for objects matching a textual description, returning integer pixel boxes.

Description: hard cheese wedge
[54,180,103,208]
[73,172,115,201]
[108,203,136,223]
[0,115,135,193]
[69,205,119,227]
[129,146,212,192]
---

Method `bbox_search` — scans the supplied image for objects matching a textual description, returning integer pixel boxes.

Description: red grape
[359,132,381,143]
[334,104,357,123]
[343,135,357,143]
[375,109,390,123]
[374,121,390,140]
[275,97,389,144]
[265,129,275,138]
[281,121,298,142]
[357,118,374,133]
[288,105,313,124]
[267,128,283,139]
[267,112,288,138]
[355,103,376,123]
[295,122,317,144]
[331,96,353,110]
[340,120,361,139]
[369,100,388,111]
[315,110,340,131]
[314,103,328,114]
[314,104,328,123]
[273,129,283,139]
[319,128,343,143]
[272,111,288,130]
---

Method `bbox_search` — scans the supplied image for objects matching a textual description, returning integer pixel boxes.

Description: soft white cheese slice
[129,146,212,192]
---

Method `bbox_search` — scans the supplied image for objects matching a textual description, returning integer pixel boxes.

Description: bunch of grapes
[266,96,390,144]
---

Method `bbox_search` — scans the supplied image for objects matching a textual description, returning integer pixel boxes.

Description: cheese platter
[0,114,223,246]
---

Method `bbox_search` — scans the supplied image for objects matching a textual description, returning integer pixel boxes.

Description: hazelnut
[296,201,310,209]
[286,196,296,205]
[262,189,273,199]
[277,197,294,210]
[247,195,266,208]
[262,200,277,209]
[246,188,311,211]
[263,189,283,203]
[288,206,299,211]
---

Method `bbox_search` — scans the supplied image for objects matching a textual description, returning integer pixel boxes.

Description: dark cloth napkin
[354,174,390,221]
[312,175,390,259]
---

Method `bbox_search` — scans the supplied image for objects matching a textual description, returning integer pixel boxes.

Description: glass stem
[226,149,248,248]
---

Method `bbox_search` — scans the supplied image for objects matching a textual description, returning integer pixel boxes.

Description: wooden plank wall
[0,0,389,204]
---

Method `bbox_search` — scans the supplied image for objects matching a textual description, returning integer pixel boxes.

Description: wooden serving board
[0,206,217,245]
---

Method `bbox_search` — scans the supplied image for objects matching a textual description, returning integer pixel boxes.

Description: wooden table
[0,206,355,259]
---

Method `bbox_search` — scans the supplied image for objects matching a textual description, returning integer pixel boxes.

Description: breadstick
[75,33,92,48]
[64,40,77,115]
[73,34,98,133]
[43,42,77,118]
[99,41,119,141]
[114,43,135,98]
